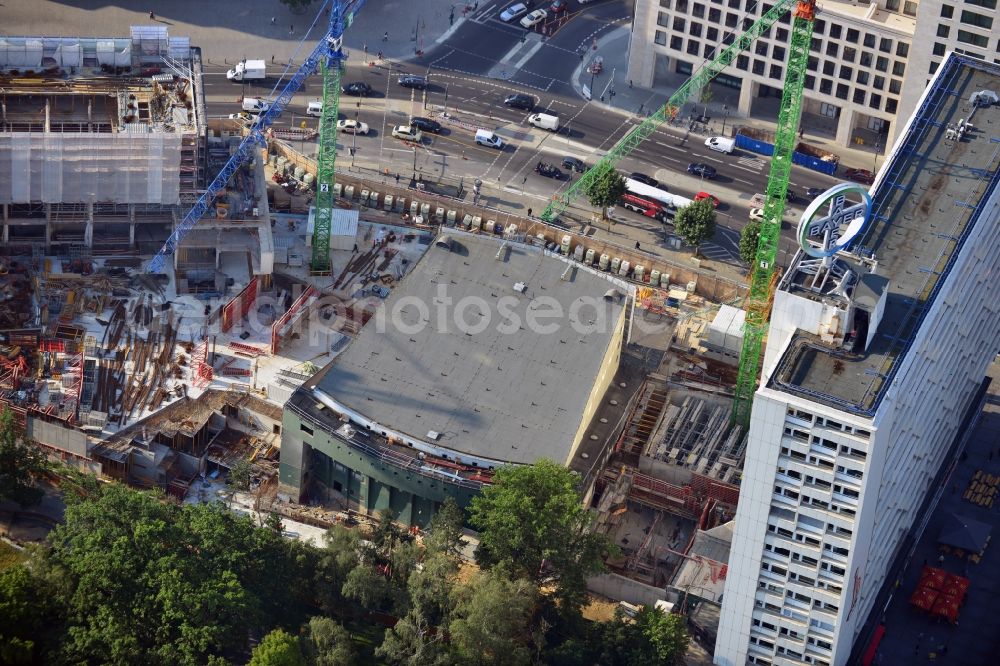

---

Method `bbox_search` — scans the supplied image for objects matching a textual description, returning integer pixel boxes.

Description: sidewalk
[572,26,887,173]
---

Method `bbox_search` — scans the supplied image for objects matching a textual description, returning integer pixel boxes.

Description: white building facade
[714,53,1000,666]
[630,0,1000,151]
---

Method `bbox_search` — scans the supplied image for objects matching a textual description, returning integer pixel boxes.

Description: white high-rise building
[714,53,1000,666]
[630,0,1000,151]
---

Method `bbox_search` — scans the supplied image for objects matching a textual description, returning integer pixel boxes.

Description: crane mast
[147,0,365,274]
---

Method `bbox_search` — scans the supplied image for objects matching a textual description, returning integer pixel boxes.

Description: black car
[805,187,825,199]
[687,162,717,179]
[409,117,442,134]
[342,82,373,96]
[398,75,428,90]
[629,172,659,187]
[844,168,876,185]
[504,93,535,110]
[535,162,563,179]
[562,156,586,173]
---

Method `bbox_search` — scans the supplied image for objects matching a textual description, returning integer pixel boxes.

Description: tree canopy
[739,217,762,265]
[583,167,627,221]
[302,616,356,666]
[0,407,46,507]
[250,628,306,666]
[448,570,538,666]
[469,459,612,612]
[673,199,717,255]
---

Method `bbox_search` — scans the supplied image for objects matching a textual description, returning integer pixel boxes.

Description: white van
[306,101,323,117]
[528,112,559,131]
[242,97,269,114]
[475,129,504,149]
[704,136,735,154]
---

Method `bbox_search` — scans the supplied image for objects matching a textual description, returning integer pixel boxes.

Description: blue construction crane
[147,0,366,273]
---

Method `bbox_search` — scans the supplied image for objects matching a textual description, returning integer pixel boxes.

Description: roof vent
[435,235,452,250]
[514,281,527,293]
[970,90,999,107]
[496,242,509,261]
[603,288,621,301]
[560,265,573,281]
[427,430,441,441]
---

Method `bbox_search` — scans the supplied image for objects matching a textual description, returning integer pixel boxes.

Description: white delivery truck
[242,97,269,114]
[475,129,504,149]
[227,59,266,82]
[306,101,323,117]
[528,112,559,131]
[704,136,735,154]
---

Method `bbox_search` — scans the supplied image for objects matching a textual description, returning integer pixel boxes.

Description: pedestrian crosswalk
[737,155,764,171]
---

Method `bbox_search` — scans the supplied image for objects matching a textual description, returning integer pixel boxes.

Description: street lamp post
[873,139,881,172]
[443,83,450,116]
[721,104,729,135]
[351,110,358,167]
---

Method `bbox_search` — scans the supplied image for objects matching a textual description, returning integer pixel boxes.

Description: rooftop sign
[797,183,872,259]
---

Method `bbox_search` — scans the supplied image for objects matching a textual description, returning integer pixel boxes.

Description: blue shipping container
[735,134,837,176]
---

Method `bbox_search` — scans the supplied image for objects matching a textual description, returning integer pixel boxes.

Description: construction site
[0,20,795,650]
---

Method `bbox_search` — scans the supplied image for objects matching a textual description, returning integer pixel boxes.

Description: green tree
[593,607,689,665]
[407,551,459,626]
[45,484,311,665]
[423,497,466,558]
[279,0,315,14]
[0,407,46,507]
[314,526,362,613]
[342,562,391,612]
[250,628,306,666]
[739,218,762,265]
[469,459,612,612]
[638,607,689,664]
[583,167,627,222]
[0,561,61,663]
[375,608,450,666]
[673,199,717,256]
[302,616,355,666]
[226,457,253,492]
[448,570,538,666]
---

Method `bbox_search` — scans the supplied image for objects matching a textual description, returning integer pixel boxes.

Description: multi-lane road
[198,2,841,268]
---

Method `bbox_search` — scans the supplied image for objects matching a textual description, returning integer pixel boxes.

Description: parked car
[228,112,252,123]
[504,93,535,110]
[749,208,765,221]
[687,162,717,179]
[342,82,373,96]
[391,125,423,142]
[398,75,428,90]
[520,8,548,28]
[629,172,659,188]
[500,2,529,22]
[409,117,442,134]
[336,119,369,135]
[550,0,569,12]
[694,191,720,207]
[844,167,876,185]
[535,162,564,179]
[805,187,825,199]
[562,156,586,172]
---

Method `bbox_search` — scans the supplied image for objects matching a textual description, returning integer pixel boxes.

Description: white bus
[624,178,693,210]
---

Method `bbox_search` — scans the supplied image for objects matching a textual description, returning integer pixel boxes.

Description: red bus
[620,193,675,224]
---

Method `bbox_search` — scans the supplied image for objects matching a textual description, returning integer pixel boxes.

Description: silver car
[500,3,529,22]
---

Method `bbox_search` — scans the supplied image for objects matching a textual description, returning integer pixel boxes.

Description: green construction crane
[539,0,816,428]
[312,57,346,274]
[731,1,816,427]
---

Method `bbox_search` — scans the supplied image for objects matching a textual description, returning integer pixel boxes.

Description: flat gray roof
[770,55,1000,416]
[314,233,626,465]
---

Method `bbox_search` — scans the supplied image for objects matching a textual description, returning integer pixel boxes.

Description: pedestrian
[639,103,644,113]
[271,55,275,63]
[527,208,533,217]
[353,243,358,253]
[600,95,605,102]
[395,173,400,185]
[635,241,641,250]
[149,11,155,20]
[383,31,389,42]
[377,51,383,61]
[629,79,633,88]
[363,43,368,55]
[271,17,275,25]
[290,25,294,35]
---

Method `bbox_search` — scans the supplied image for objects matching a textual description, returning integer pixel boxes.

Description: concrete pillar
[2,225,8,244]
[835,107,854,147]
[738,79,755,118]
[45,204,52,251]
[84,202,94,248]
[129,223,135,249]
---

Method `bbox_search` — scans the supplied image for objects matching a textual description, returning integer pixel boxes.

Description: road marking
[733,177,754,186]
[733,164,760,174]
[513,42,545,70]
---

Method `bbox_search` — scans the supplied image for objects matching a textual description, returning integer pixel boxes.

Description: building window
[737,54,750,70]
[826,42,839,57]
[886,98,898,114]
[843,46,856,62]
[777,27,789,41]
[690,23,703,38]
[930,61,940,75]
[889,79,901,94]
[960,10,994,29]
[670,35,684,49]
[660,0,671,7]
[836,83,849,100]
[814,19,825,35]
[774,45,786,60]
[829,24,842,39]
[896,42,909,58]
[300,423,314,436]
[933,42,947,56]
[958,29,989,48]
[965,0,995,8]
[876,56,889,72]
[709,7,722,21]
[860,52,872,67]
[655,31,668,46]
[903,0,918,15]
[811,37,821,52]
[885,0,900,8]
[937,24,951,37]
[941,4,954,18]
[725,13,738,27]
[892,61,906,76]
[770,64,783,79]
[804,74,816,89]
[756,40,769,56]
[673,17,686,31]
[864,33,876,48]
[693,2,706,17]
[839,65,853,81]
[657,12,669,27]
[676,0,689,11]
[704,44,716,58]
[753,59,766,75]
[707,27,718,41]
[820,79,832,94]
[856,70,869,85]
[807,55,818,71]
[687,39,700,55]
[879,38,893,53]
[823,61,835,76]
[845,28,859,44]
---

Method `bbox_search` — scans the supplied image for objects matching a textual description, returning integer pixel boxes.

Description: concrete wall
[587,572,679,608]
[27,417,88,457]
